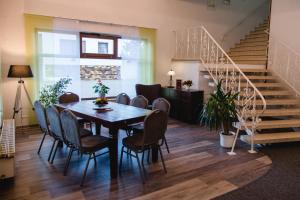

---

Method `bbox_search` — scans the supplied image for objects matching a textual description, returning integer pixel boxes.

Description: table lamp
[7,65,34,119]
[167,69,176,88]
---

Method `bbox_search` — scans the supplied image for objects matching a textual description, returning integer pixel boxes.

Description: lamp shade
[7,65,33,78]
[168,69,175,76]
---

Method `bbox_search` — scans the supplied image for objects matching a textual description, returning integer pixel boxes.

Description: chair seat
[81,135,111,152]
[130,123,144,134]
[80,128,93,137]
[77,117,90,124]
[122,134,150,151]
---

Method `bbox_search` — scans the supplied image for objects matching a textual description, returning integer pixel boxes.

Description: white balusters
[173,26,267,154]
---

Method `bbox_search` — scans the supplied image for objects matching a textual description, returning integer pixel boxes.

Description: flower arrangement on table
[94,97,108,106]
[182,80,193,89]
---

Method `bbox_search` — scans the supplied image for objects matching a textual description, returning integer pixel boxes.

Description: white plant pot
[219,131,235,148]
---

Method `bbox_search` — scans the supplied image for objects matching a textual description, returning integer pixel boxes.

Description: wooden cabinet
[161,88,203,124]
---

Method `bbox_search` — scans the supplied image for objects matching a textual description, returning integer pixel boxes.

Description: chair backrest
[33,101,49,133]
[143,110,168,146]
[152,98,171,114]
[46,106,64,141]
[130,95,148,109]
[58,92,79,104]
[135,84,161,105]
[60,109,81,149]
[116,93,130,105]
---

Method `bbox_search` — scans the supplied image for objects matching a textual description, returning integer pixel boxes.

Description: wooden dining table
[55,100,153,178]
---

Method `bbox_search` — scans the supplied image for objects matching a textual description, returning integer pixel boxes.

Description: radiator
[0,119,15,179]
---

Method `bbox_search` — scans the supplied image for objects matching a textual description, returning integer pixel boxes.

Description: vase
[99,93,106,98]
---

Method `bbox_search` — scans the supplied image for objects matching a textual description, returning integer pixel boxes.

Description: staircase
[173,22,300,154]
[228,19,269,65]
[203,67,300,147]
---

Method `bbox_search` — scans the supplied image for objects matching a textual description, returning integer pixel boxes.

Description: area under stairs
[202,67,300,145]
[228,19,269,65]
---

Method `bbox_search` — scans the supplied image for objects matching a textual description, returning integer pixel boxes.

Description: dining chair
[123,95,149,136]
[119,110,168,183]
[116,93,130,105]
[60,109,112,186]
[135,84,161,109]
[59,92,93,131]
[34,101,51,155]
[132,98,171,162]
[58,92,80,104]
[47,106,94,165]
[130,95,149,109]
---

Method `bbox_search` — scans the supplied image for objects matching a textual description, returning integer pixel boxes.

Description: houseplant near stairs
[200,81,239,148]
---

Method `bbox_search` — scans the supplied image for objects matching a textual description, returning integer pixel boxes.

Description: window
[80,32,120,59]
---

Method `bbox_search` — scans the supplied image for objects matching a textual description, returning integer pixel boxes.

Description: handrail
[173,26,267,154]
[265,30,300,96]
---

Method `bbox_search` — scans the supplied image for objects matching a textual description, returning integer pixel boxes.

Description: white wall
[267,0,300,94]
[1,0,264,125]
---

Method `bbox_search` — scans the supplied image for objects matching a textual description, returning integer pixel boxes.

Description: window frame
[79,32,121,59]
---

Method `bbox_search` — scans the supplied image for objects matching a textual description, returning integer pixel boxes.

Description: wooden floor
[0,119,272,200]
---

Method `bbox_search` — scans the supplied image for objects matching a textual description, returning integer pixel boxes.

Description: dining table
[55,100,153,178]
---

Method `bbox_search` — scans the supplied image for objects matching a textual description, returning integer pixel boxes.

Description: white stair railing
[173,26,267,154]
[266,30,300,97]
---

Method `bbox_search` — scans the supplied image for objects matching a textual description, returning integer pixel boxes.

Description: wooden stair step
[200,68,267,73]
[228,50,267,57]
[255,99,300,106]
[238,41,268,46]
[245,34,268,39]
[240,132,300,144]
[231,56,267,61]
[241,90,292,97]
[241,37,268,43]
[234,119,300,130]
[254,108,300,117]
[234,60,267,65]
[204,75,277,82]
[230,46,267,52]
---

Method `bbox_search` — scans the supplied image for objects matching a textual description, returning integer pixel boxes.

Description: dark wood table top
[55,100,152,128]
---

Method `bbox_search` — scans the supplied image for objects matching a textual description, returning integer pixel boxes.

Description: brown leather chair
[119,110,168,183]
[60,109,112,186]
[135,84,161,108]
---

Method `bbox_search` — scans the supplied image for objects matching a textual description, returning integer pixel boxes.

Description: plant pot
[99,93,106,98]
[219,131,235,148]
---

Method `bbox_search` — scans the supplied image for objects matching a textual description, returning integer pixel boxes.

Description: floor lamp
[7,65,34,119]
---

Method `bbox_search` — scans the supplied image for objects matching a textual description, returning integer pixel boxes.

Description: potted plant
[200,80,239,148]
[39,78,72,106]
[93,80,110,98]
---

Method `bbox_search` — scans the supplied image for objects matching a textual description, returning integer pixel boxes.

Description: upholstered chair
[60,109,112,186]
[116,93,130,105]
[119,110,168,183]
[34,101,50,155]
[130,95,148,109]
[135,84,161,108]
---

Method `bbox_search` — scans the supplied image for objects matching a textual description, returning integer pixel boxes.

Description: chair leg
[89,123,93,132]
[64,148,74,176]
[93,153,97,166]
[48,139,56,162]
[158,146,167,174]
[135,152,145,184]
[81,153,92,187]
[142,151,145,165]
[37,132,46,154]
[164,136,170,153]
[50,140,59,164]
[119,146,125,174]
[147,149,151,164]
